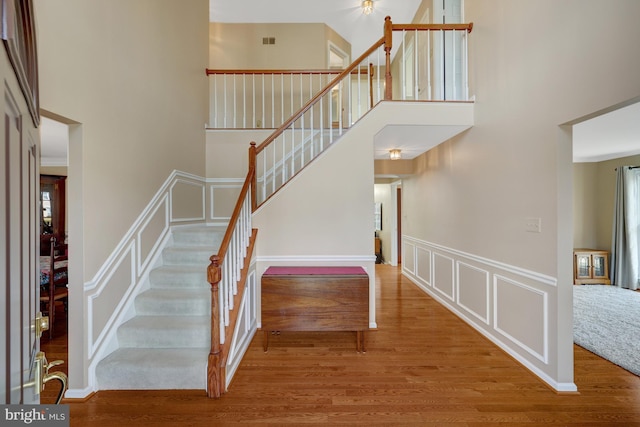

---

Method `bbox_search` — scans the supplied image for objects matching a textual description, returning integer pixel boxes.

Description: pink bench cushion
[263,266,366,276]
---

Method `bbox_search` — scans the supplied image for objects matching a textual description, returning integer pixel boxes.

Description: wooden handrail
[215,170,254,260]
[206,68,371,75]
[206,162,255,398]
[249,142,257,212]
[254,37,385,154]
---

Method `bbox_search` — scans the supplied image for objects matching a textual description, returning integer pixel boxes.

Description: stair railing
[206,67,373,129]
[249,17,473,209]
[206,16,473,398]
[206,162,256,398]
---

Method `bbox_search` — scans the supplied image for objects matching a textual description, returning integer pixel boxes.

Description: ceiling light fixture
[389,149,401,160]
[362,0,374,15]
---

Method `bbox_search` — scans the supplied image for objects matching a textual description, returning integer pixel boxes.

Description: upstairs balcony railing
[244,18,473,207]
[207,18,473,132]
[205,17,473,398]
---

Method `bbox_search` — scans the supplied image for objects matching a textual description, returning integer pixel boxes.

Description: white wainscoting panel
[401,235,562,391]
[403,240,416,274]
[137,195,169,275]
[170,177,206,222]
[457,262,490,325]
[433,253,455,301]
[208,178,243,223]
[88,243,136,355]
[416,247,431,287]
[494,275,548,363]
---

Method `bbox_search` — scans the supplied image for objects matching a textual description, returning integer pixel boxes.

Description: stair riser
[135,297,210,316]
[148,268,208,289]
[118,325,210,348]
[172,228,225,247]
[162,248,216,266]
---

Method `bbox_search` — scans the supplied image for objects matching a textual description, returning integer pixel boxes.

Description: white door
[1,0,43,405]
[1,80,41,405]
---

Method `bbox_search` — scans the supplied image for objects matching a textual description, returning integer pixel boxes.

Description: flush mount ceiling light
[389,149,401,160]
[362,0,374,15]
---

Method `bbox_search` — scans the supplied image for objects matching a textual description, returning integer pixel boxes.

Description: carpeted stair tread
[96,225,224,391]
[135,289,211,315]
[117,315,210,348]
[96,348,209,390]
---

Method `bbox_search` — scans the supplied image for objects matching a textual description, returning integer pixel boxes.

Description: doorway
[40,111,84,399]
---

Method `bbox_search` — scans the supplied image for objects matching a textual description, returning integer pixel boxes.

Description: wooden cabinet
[261,266,369,352]
[573,249,610,285]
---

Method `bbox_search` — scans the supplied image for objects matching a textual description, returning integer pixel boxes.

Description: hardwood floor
[39,301,69,404]
[41,264,640,425]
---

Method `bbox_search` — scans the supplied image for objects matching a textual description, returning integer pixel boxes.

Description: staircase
[96,225,225,390]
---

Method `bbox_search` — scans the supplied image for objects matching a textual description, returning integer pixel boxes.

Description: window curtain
[610,166,640,290]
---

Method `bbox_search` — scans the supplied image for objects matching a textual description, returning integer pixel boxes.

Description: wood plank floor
[41,264,640,426]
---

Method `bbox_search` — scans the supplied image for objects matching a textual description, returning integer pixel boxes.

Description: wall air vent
[262,37,275,45]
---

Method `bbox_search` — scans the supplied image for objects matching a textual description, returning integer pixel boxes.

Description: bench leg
[356,331,366,353]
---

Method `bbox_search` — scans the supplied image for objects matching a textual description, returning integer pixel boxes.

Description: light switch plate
[525,217,542,233]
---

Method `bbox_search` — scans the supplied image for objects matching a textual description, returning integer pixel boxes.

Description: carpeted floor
[573,284,640,376]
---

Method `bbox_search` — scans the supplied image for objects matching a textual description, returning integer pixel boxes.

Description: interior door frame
[389,180,402,266]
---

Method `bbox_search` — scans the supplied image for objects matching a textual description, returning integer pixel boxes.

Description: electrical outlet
[525,217,542,233]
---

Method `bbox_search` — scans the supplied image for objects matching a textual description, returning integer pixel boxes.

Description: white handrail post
[233,74,237,128]
[427,30,432,100]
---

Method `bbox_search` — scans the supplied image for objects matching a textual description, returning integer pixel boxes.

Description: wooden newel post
[249,142,257,212]
[384,16,393,101]
[207,255,222,398]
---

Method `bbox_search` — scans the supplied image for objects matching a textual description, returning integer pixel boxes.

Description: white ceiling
[373,124,471,160]
[572,102,640,163]
[40,117,69,167]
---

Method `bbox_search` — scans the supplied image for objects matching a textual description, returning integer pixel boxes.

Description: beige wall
[35,0,209,279]
[574,154,640,252]
[399,0,640,388]
[404,0,640,274]
[209,23,350,69]
[206,130,272,178]
[35,0,209,392]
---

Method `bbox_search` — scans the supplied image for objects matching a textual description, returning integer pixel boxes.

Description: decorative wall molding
[83,170,210,390]
[401,234,567,391]
[170,178,206,222]
[208,178,243,222]
[493,274,548,363]
[457,261,490,325]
